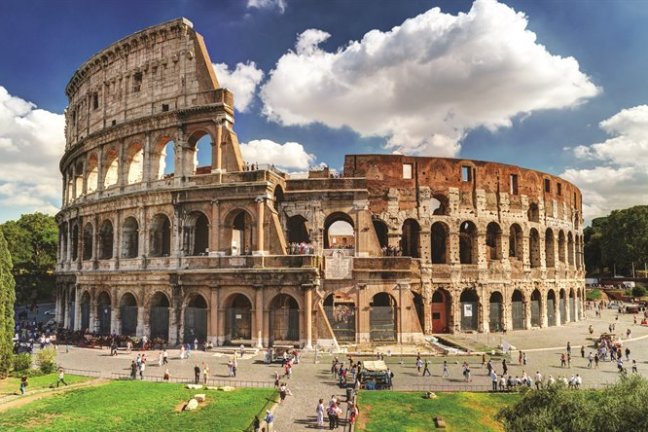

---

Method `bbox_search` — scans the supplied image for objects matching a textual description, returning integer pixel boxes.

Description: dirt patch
[0,379,108,413]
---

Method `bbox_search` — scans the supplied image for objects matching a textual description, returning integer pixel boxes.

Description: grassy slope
[0,374,91,395]
[357,391,519,432]
[0,380,276,432]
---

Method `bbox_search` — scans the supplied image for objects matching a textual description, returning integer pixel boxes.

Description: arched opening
[184,212,209,256]
[269,294,300,343]
[529,228,541,268]
[86,153,98,193]
[287,215,310,245]
[80,291,90,331]
[71,223,79,261]
[509,224,523,260]
[431,194,449,216]
[370,293,397,341]
[531,289,541,327]
[527,203,539,223]
[324,213,354,250]
[126,142,144,184]
[559,289,567,324]
[401,219,420,258]
[149,292,170,341]
[431,222,449,264]
[121,217,139,259]
[486,222,502,261]
[459,221,477,264]
[230,210,254,255]
[489,292,504,332]
[558,231,566,263]
[431,289,450,333]
[103,148,119,188]
[191,133,213,175]
[149,214,171,257]
[511,290,525,330]
[119,293,138,336]
[97,291,111,335]
[460,289,479,331]
[98,220,114,260]
[156,140,175,179]
[273,186,284,213]
[545,229,555,268]
[372,218,389,250]
[82,223,93,261]
[324,293,356,342]
[184,294,208,343]
[567,233,575,267]
[569,289,576,322]
[547,290,556,326]
[225,294,253,343]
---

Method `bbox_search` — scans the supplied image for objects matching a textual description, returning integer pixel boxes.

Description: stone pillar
[254,196,266,255]
[303,285,313,350]
[254,285,264,348]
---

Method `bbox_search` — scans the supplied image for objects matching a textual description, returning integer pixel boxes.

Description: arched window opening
[401,219,420,258]
[527,203,540,223]
[121,217,139,258]
[545,229,555,268]
[511,290,525,330]
[529,228,541,268]
[489,292,504,332]
[373,218,389,250]
[98,220,114,260]
[149,214,171,257]
[459,221,477,264]
[126,143,144,184]
[486,222,502,261]
[370,293,397,341]
[324,213,354,250]
[82,223,93,261]
[431,222,448,264]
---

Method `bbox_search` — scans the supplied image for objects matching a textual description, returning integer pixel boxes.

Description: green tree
[1,213,58,303]
[0,226,17,377]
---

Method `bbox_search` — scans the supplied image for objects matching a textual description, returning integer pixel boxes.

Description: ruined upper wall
[64,18,226,149]
[343,154,583,224]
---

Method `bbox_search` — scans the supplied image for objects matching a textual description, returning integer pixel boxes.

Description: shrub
[632,286,646,298]
[13,353,32,371]
[36,347,57,374]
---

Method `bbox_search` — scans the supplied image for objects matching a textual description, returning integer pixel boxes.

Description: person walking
[316,398,325,429]
[56,368,68,387]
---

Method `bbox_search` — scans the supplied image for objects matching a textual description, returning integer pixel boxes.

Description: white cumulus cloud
[240,139,315,170]
[247,0,286,13]
[564,105,648,221]
[260,0,599,156]
[0,86,64,219]
[213,62,264,112]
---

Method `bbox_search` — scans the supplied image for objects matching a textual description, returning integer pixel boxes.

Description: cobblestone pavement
[53,308,648,431]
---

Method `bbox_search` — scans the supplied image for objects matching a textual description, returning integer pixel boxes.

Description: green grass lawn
[0,374,91,395]
[0,380,276,432]
[357,391,519,432]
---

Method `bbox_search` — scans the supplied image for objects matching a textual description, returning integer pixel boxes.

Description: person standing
[56,368,68,387]
[316,398,325,429]
[194,364,201,384]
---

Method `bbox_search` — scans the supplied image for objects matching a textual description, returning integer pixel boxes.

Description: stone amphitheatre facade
[55,18,585,348]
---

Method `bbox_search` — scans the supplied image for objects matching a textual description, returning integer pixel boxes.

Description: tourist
[20,376,28,395]
[316,398,325,428]
[265,410,274,432]
[194,364,201,384]
[203,362,209,384]
[56,368,68,387]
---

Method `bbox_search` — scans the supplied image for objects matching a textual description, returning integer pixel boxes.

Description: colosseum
[55,18,585,349]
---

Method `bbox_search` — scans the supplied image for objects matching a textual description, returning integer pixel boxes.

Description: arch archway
[324,212,354,250]
[486,222,502,261]
[489,292,504,332]
[531,289,541,327]
[149,214,171,257]
[370,293,397,341]
[459,221,477,264]
[184,294,208,343]
[121,217,139,258]
[324,293,356,342]
[149,292,170,341]
[225,294,253,343]
[547,290,556,326]
[80,291,91,331]
[119,293,138,336]
[460,289,479,331]
[559,289,567,324]
[97,291,111,335]
[373,218,389,250]
[511,290,525,330]
[431,289,450,333]
[401,219,420,258]
[269,294,300,342]
[431,222,449,264]
[98,220,114,260]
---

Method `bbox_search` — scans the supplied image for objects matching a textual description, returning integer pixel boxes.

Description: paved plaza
[49,307,648,431]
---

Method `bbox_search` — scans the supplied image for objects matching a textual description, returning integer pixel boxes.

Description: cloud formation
[213,62,264,112]
[246,0,286,13]
[239,139,315,170]
[260,0,599,156]
[0,86,64,219]
[564,105,648,220]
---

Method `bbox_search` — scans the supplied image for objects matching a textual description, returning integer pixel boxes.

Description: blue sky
[1,0,647,223]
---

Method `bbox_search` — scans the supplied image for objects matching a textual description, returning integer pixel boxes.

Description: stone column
[254,196,266,255]
[254,285,264,348]
[303,285,314,350]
